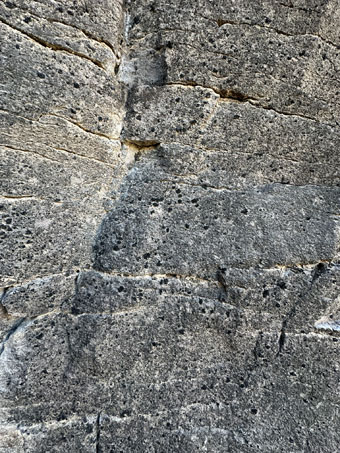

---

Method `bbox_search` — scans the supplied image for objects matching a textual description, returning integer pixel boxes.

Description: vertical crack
[96,412,101,453]
[277,320,287,355]
[277,303,297,356]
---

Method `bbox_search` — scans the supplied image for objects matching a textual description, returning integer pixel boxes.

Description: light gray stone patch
[1,0,340,450]
[0,200,98,286]
[163,28,340,123]
[0,21,124,138]
[1,0,124,51]
[137,142,339,189]
[314,292,340,333]
[119,46,167,87]
[123,86,340,187]
[0,146,114,202]
[0,415,98,453]
[126,0,334,42]
[0,6,117,72]
[122,85,219,145]
[126,0,340,124]
[0,112,121,166]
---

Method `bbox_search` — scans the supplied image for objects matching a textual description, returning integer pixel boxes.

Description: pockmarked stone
[1,0,339,451]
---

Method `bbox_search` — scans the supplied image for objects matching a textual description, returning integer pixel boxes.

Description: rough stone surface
[1,0,340,452]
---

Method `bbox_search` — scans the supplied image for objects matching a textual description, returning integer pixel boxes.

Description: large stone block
[1,0,339,451]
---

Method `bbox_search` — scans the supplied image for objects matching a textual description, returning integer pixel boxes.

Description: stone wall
[1,1,339,451]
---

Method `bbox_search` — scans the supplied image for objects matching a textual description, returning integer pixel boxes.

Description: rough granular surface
[1,1,339,451]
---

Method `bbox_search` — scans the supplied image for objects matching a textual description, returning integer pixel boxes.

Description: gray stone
[1,0,340,451]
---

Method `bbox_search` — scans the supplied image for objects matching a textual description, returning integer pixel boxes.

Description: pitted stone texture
[1,273,76,319]
[1,0,340,452]
[95,147,338,278]
[1,271,339,451]
[0,21,124,138]
[123,86,340,187]
[1,200,97,286]
[0,0,125,289]
[126,0,340,124]
[126,0,340,43]
[0,416,97,453]
[1,111,120,166]
[0,0,124,53]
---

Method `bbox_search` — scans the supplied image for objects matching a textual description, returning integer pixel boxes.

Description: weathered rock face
[1,0,339,451]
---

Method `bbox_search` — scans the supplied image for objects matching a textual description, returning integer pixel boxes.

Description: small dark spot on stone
[277,280,286,289]
[85,424,93,434]
[24,16,32,23]
[37,72,46,79]
[73,82,80,89]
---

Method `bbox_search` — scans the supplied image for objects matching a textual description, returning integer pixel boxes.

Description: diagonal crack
[41,113,118,141]
[1,2,120,58]
[1,143,115,167]
[165,81,335,125]
[0,318,27,358]
[0,16,107,70]
[200,17,340,51]
[53,147,115,168]
[1,144,60,164]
